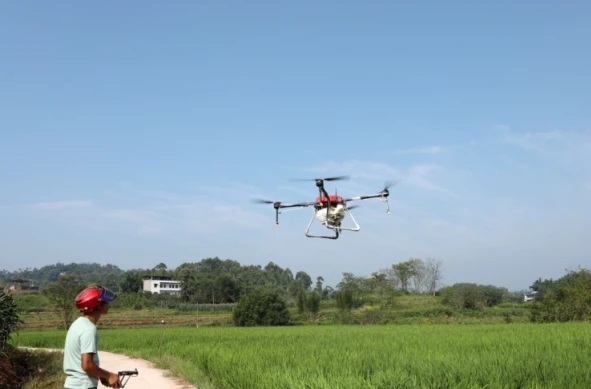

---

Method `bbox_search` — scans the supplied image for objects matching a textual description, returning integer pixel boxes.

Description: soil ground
[22,348,198,389]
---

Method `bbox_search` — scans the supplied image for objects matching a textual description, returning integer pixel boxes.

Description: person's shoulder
[70,316,96,331]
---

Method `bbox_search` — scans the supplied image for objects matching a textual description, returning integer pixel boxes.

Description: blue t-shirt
[63,316,100,389]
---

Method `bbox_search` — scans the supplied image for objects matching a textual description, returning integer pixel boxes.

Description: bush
[440,283,508,310]
[232,287,291,326]
[0,289,22,349]
[530,268,591,323]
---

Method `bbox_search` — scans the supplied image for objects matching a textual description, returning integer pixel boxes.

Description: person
[63,285,122,389]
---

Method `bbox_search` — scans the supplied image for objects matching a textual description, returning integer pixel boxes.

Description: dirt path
[23,348,198,389]
[97,350,198,389]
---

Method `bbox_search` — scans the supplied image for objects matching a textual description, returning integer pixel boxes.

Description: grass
[13,322,591,389]
[7,293,549,388]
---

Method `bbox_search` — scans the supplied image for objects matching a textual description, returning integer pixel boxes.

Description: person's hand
[101,373,122,388]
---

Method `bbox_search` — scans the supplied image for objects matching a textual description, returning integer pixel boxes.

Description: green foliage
[173,257,297,305]
[41,274,85,330]
[392,259,418,292]
[335,288,362,311]
[294,271,312,291]
[110,291,152,310]
[0,262,124,290]
[335,272,398,310]
[530,277,557,301]
[306,292,321,314]
[119,272,143,293]
[440,283,509,310]
[296,289,306,314]
[0,289,22,349]
[232,287,291,326]
[530,267,591,323]
[11,293,51,313]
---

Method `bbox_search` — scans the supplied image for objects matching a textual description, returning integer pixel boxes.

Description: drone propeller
[251,198,283,225]
[251,198,277,205]
[291,175,350,182]
[379,180,399,197]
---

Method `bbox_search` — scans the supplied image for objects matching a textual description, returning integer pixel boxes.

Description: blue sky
[1,1,589,291]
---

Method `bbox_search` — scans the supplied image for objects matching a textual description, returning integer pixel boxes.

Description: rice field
[13,322,591,389]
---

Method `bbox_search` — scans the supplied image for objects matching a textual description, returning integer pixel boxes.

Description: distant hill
[0,262,128,289]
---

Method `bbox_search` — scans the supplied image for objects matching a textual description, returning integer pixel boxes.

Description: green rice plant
[13,323,591,389]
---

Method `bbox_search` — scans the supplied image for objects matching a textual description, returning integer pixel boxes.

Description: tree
[297,289,306,314]
[232,287,291,326]
[392,260,417,292]
[335,288,357,311]
[216,273,239,303]
[530,267,591,323]
[176,263,198,303]
[294,271,312,291]
[367,272,397,305]
[0,289,22,349]
[41,274,85,329]
[264,262,294,289]
[120,271,143,293]
[306,291,321,314]
[440,283,486,310]
[424,257,444,295]
[315,276,324,294]
[439,283,507,310]
[334,273,364,310]
[153,263,168,277]
[529,277,556,301]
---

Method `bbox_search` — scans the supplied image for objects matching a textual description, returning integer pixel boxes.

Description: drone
[252,175,394,240]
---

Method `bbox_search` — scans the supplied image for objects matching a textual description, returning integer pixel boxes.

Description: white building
[523,291,537,302]
[143,276,181,295]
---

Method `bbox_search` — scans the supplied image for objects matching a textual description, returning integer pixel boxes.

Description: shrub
[232,287,291,326]
[530,268,591,323]
[0,289,22,349]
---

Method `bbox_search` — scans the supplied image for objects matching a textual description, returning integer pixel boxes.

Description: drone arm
[279,202,315,209]
[345,192,391,214]
[273,202,315,225]
[345,193,386,201]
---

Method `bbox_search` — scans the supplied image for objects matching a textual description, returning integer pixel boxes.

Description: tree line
[1,257,446,303]
[3,258,591,327]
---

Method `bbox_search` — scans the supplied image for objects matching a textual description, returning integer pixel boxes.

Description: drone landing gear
[304,207,360,239]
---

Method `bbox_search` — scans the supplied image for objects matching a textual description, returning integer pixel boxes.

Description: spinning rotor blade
[324,175,350,182]
[291,175,350,182]
[380,179,399,197]
[383,179,398,190]
[251,198,313,209]
[251,198,275,204]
